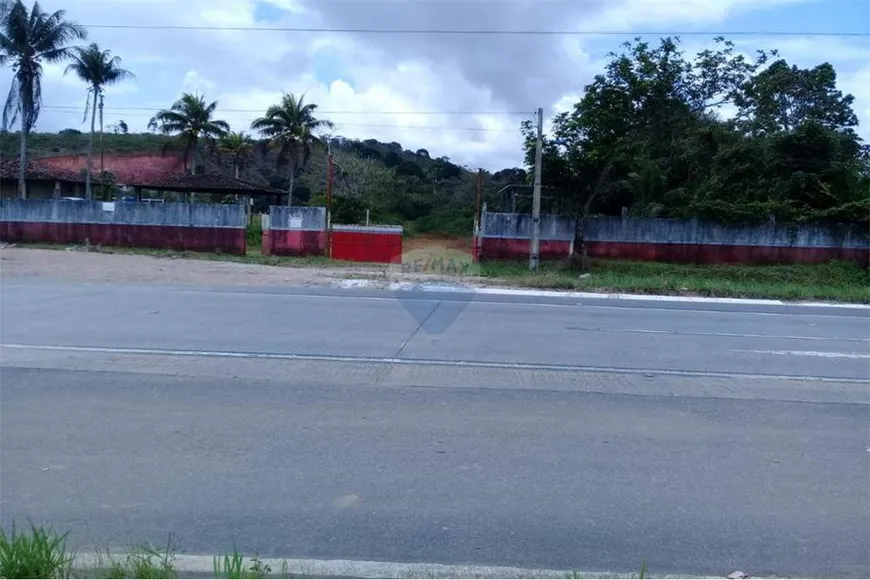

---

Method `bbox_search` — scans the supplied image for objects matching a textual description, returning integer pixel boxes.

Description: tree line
[522,37,869,267]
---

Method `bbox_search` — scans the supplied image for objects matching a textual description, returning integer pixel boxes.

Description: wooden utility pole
[475,168,483,226]
[530,107,543,271]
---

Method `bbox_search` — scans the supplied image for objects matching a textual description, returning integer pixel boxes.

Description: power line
[82,23,869,37]
[42,104,531,116]
[37,108,524,133]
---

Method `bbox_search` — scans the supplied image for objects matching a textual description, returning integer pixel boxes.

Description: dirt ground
[0,246,390,287]
[0,242,484,288]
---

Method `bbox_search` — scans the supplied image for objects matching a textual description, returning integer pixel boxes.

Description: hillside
[0,130,527,235]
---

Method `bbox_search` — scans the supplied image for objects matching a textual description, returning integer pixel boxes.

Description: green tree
[152,92,230,175]
[64,43,134,199]
[735,60,859,135]
[0,0,86,198]
[218,131,253,179]
[251,93,334,206]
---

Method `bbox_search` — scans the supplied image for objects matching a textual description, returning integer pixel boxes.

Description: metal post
[530,107,543,271]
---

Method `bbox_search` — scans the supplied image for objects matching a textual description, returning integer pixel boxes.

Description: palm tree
[152,92,229,176]
[0,0,86,198]
[218,131,254,216]
[64,43,134,199]
[218,131,253,179]
[251,93,334,205]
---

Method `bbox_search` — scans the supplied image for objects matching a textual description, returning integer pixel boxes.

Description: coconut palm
[64,43,134,199]
[0,0,86,198]
[218,131,253,179]
[152,92,229,175]
[251,93,334,205]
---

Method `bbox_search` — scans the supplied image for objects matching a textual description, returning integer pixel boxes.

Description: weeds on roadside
[103,537,176,579]
[0,523,74,579]
[213,550,271,579]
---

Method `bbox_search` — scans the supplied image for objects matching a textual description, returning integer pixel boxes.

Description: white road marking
[568,327,870,343]
[71,553,712,580]
[337,279,870,310]
[734,349,870,359]
[3,343,867,384]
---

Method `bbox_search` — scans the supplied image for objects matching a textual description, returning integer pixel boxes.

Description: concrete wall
[331,224,403,263]
[479,211,870,266]
[0,199,246,254]
[261,207,403,263]
[261,206,327,256]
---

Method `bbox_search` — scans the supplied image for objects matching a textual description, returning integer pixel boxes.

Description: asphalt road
[1,280,869,577]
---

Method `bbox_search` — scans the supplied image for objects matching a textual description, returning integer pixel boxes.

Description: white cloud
[0,0,866,168]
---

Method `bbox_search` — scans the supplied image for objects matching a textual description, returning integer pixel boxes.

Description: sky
[2,0,868,170]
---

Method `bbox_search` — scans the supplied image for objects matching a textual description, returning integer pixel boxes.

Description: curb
[334,279,870,309]
[72,553,717,579]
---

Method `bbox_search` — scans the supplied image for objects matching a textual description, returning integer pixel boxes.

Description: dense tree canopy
[523,37,869,226]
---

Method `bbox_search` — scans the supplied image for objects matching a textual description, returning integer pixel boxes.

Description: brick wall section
[478,212,869,266]
[0,199,246,254]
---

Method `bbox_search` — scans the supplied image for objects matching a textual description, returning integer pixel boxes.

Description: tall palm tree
[0,0,86,198]
[251,93,334,206]
[218,131,253,179]
[64,43,134,199]
[152,92,229,176]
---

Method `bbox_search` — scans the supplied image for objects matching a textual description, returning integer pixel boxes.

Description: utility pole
[530,107,543,271]
[475,168,483,228]
[326,140,334,258]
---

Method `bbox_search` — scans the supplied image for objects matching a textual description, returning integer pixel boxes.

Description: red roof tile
[128,172,285,194]
[0,158,85,183]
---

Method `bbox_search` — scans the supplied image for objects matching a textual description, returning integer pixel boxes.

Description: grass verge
[0,523,73,579]
[0,524,654,579]
[479,259,870,303]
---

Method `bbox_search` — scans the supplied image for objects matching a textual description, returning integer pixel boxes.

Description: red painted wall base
[1,221,246,255]
[480,238,869,266]
[480,239,571,261]
[262,230,326,256]
[331,231,402,264]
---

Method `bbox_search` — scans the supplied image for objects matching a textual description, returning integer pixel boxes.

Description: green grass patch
[0,524,74,579]
[480,259,870,303]
[213,550,280,579]
[101,542,176,579]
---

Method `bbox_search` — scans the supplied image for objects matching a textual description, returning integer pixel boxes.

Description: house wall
[0,180,82,200]
[0,199,246,254]
[478,212,870,266]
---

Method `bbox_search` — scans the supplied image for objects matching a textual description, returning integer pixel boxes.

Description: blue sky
[3,0,868,169]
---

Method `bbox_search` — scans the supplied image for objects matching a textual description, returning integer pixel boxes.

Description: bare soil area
[0,247,386,287]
